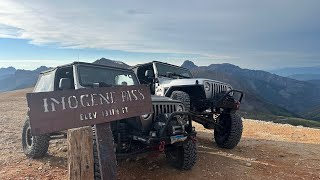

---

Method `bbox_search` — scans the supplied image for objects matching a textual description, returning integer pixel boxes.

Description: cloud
[0,0,319,69]
[0,24,22,38]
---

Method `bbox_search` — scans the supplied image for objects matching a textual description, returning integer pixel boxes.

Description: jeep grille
[205,81,231,98]
[152,103,177,119]
[213,83,228,95]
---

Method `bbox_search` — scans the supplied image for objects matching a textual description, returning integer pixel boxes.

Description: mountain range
[0,58,319,121]
[287,74,320,81]
[0,66,16,77]
[93,58,131,69]
[181,60,320,121]
[271,65,320,76]
[271,65,320,81]
[0,66,50,92]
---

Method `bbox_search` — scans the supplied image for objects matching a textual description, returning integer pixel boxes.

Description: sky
[0,0,319,70]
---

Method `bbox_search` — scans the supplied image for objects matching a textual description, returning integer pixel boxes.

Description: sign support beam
[95,123,117,180]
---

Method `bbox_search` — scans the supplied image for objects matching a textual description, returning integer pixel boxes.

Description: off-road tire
[22,118,50,158]
[214,113,243,149]
[170,91,191,111]
[165,138,197,170]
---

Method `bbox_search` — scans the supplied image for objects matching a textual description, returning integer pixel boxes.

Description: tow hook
[158,141,165,152]
[235,101,241,110]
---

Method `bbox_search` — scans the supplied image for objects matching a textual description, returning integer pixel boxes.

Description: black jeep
[22,62,197,176]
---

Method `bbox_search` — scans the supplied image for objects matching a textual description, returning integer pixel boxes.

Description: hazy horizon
[1,58,320,73]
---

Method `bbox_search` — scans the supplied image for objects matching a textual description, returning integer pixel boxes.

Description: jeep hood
[151,95,181,103]
[159,78,231,88]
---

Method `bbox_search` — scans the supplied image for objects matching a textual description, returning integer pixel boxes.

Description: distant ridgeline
[0,66,50,92]
[1,58,320,123]
[181,60,320,123]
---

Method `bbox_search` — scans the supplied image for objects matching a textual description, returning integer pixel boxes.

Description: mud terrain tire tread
[22,118,50,158]
[170,91,191,111]
[214,113,243,149]
[166,139,197,170]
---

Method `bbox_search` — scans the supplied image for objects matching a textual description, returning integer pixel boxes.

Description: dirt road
[0,89,320,180]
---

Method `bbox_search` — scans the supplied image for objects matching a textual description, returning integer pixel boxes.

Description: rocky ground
[0,89,320,180]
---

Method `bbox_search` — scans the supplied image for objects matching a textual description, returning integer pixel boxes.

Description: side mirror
[59,78,72,90]
[145,70,154,78]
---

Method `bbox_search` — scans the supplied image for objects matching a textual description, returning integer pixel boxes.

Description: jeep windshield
[78,65,139,87]
[155,63,193,79]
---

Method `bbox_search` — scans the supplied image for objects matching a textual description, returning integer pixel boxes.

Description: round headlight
[141,114,151,119]
[227,86,233,96]
[177,104,184,112]
[204,82,211,91]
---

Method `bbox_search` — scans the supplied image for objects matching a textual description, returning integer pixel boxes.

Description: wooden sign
[27,85,153,135]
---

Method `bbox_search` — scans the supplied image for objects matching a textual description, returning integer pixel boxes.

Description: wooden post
[95,123,117,180]
[68,126,94,180]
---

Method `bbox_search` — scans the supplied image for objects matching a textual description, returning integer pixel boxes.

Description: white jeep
[132,61,244,149]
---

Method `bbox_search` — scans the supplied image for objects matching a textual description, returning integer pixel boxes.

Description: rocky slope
[303,105,320,121]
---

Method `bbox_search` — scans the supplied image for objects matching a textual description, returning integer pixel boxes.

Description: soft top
[41,61,133,74]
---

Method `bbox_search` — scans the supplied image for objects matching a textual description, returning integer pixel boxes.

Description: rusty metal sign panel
[27,85,152,135]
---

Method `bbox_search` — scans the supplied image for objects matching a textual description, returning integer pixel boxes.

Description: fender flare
[164,85,204,97]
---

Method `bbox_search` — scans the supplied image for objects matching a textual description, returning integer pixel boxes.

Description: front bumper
[201,89,244,110]
[135,111,196,146]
